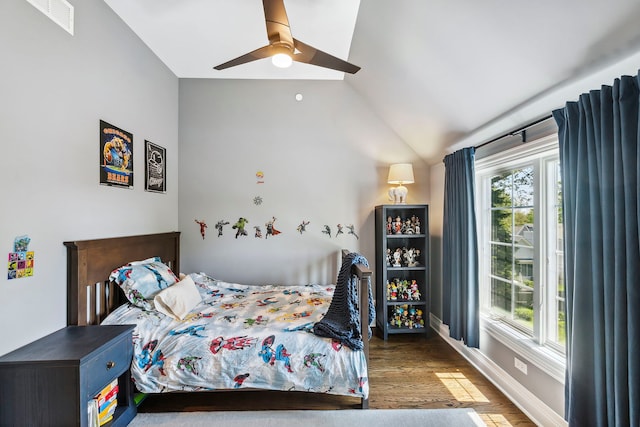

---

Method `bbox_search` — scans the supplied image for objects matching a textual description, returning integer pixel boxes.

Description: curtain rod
[474,114,553,150]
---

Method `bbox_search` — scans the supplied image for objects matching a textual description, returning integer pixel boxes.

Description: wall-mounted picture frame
[99,120,133,188]
[145,140,166,193]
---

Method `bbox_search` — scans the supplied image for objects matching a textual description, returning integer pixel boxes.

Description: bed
[64,232,372,409]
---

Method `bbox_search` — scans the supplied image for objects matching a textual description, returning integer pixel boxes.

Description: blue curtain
[442,147,479,348]
[553,71,640,426]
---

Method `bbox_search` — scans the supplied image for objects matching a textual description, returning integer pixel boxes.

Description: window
[476,136,565,355]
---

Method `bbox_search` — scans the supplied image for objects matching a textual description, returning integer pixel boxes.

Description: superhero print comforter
[102,273,368,398]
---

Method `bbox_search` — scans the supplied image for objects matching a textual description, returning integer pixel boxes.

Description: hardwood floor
[367,333,535,426]
[139,331,536,426]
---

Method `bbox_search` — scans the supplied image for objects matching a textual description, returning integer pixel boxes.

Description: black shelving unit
[375,204,430,340]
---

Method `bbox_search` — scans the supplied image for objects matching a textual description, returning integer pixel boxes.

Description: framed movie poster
[99,120,133,188]
[145,140,166,193]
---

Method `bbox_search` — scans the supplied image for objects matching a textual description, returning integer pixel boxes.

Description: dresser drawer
[83,333,133,397]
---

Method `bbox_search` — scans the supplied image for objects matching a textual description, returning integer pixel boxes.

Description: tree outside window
[476,139,565,363]
[489,167,535,333]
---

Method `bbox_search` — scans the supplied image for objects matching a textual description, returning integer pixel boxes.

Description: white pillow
[153,275,201,320]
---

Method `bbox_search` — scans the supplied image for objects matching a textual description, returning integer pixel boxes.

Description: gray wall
[178,79,430,286]
[0,0,179,355]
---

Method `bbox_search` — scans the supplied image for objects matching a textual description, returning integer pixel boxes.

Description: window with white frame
[475,135,565,354]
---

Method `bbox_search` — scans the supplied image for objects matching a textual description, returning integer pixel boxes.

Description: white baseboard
[429,314,567,427]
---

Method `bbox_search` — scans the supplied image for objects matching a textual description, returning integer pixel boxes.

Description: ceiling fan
[213,0,360,74]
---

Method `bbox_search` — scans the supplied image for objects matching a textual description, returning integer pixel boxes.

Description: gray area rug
[129,408,485,427]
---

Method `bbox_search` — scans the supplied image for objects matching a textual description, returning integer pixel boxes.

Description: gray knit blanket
[313,252,373,350]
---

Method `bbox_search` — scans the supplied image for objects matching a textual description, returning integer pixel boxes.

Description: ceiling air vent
[25,0,74,35]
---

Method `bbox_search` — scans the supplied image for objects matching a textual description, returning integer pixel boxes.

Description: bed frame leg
[361,397,369,409]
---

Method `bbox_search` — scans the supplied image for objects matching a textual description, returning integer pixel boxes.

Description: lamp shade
[387,163,415,184]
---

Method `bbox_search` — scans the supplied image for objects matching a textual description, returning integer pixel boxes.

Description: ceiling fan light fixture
[272,52,292,68]
[213,0,360,74]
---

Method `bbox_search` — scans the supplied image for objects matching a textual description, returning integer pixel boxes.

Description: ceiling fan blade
[213,45,274,70]
[263,0,294,46]
[214,1,361,74]
[293,38,360,74]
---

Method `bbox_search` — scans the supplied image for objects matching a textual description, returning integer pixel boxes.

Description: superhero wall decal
[192,170,360,241]
[193,217,359,241]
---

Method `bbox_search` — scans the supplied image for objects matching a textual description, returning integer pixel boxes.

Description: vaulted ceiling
[104,0,640,164]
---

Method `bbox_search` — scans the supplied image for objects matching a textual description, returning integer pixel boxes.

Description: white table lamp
[387,163,414,204]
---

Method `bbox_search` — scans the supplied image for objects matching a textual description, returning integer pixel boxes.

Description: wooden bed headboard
[64,232,181,326]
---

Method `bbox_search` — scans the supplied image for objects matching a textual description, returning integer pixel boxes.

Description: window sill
[480,315,566,384]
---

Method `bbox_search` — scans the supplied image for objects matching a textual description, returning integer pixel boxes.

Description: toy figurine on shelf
[393,306,405,327]
[394,279,405,300]
[409,280,421,301]
[415,309,425,328]
[402,284,411,300]
[389,281,398,301]
[392,248,403,267]
[386,249,392,266]
[402,218,415,234]
[386,216,393,235]
[408,307,416,328]
[394,216,403,234]
[404,248,420,267]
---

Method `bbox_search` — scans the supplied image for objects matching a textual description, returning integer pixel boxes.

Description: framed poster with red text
[100,120,133,188]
